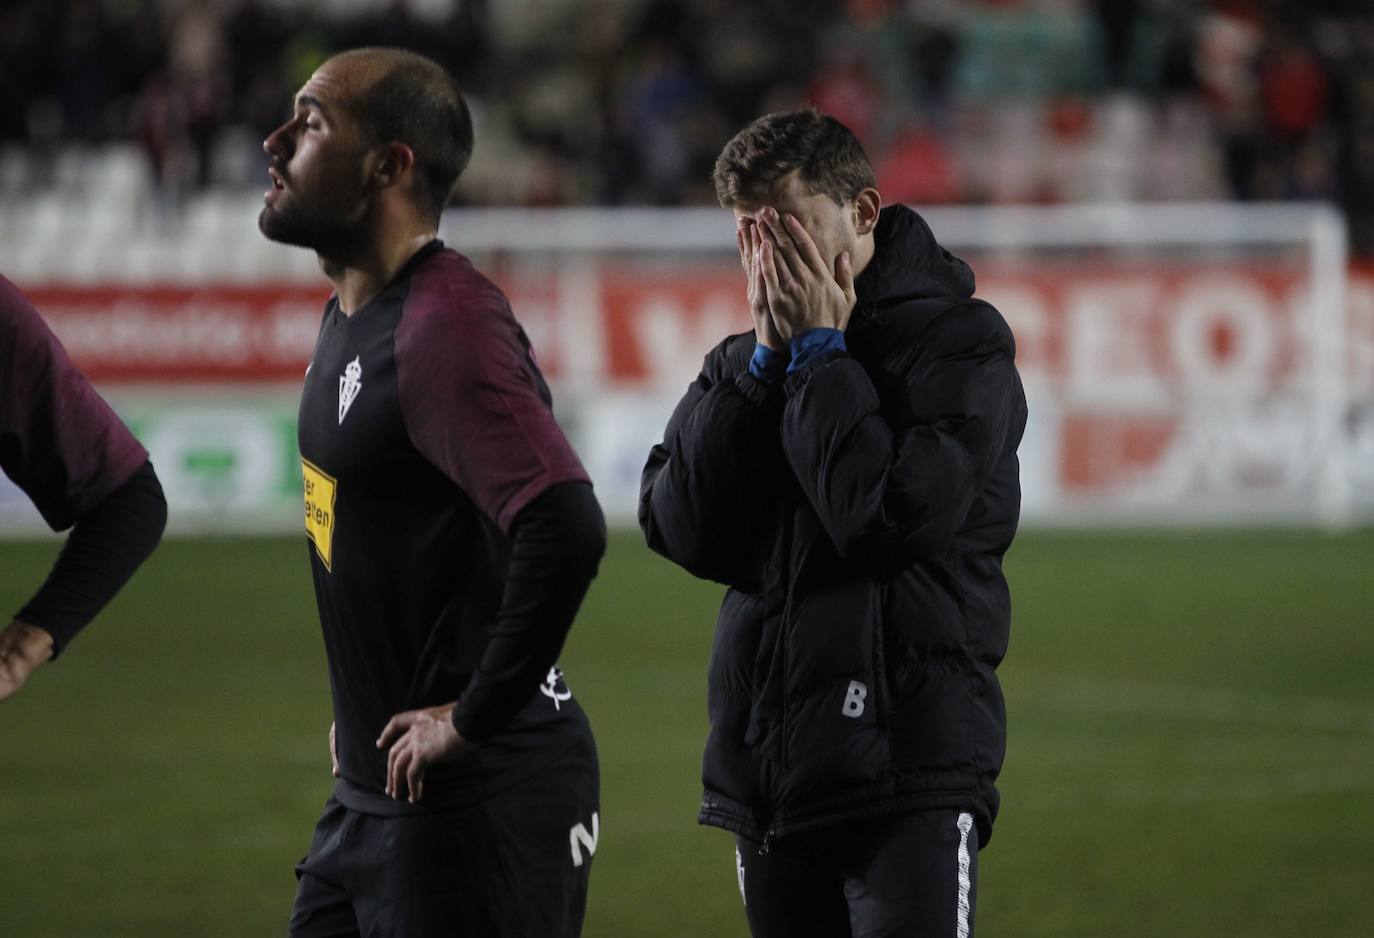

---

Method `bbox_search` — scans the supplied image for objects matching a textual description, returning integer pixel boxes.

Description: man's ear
[372,142,416,191]
[853,187,881,236]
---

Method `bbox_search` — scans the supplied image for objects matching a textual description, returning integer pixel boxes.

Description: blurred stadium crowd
[3,0,1374,250]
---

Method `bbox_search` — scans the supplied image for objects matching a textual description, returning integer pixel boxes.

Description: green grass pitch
[2,529,1373,936]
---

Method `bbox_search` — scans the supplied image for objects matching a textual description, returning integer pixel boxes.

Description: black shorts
[288,735,599,938]
[735,809,980,938]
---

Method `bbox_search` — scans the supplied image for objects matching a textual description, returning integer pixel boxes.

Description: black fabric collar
[854,204,975,313]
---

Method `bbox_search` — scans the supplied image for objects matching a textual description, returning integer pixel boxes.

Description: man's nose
[263,123,290,159]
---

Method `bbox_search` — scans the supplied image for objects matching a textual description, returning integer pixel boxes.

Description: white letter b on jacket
[842,680,868,718]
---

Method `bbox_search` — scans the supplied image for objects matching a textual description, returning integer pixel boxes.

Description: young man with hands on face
[640,110,1027,937]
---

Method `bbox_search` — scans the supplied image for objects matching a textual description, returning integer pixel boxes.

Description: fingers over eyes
[755,214,793,278]
[783,214,827,275]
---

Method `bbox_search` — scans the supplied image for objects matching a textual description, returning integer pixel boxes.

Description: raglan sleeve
[394,281,603,742]
[2,277,166,656]
[393,283,590,533]
[0,277,149,531]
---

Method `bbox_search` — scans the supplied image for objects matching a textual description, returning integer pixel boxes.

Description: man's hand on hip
[377,702,468,804]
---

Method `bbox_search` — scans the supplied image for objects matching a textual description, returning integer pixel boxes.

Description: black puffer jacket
[640,204,1027,848]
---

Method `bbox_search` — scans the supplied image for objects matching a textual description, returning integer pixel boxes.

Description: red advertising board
[19,260,1374,508]
[24,262,1373,389]
[20,284,333,382]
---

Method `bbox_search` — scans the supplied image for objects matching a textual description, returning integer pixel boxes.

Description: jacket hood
[854,204,974,308]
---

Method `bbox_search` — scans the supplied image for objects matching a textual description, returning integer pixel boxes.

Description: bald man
[259,48,604,938]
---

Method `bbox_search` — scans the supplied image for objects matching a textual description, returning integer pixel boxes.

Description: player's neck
[321,226,438,316]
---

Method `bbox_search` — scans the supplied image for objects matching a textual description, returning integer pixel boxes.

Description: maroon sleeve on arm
[393,263,589,533]
[1,276,148,531]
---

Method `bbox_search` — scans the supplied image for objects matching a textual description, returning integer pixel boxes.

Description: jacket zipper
[763,447,799,852]
[777,517,796,771]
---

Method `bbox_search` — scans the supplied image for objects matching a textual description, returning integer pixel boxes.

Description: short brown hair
[340,48,474,222]
[712,109,877,208]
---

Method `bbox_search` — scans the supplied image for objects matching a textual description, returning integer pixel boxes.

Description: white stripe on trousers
[955,812,974,938]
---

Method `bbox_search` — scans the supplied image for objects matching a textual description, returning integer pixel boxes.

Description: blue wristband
[749,343,787,384]
[787,328,846,374]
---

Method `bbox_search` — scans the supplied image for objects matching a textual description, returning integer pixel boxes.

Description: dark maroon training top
[296,241,601,814]
[3,274,165,656]
[1,274,148,530]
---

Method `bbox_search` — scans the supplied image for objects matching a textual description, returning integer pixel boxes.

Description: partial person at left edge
[0,274,168,702]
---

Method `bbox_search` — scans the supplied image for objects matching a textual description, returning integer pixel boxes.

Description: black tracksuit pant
[734,809,979,938]
[288,734,599,938]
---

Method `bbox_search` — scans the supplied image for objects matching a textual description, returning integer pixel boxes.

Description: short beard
[258,203,358,256]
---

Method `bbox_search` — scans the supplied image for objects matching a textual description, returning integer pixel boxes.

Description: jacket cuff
[783,348,851,398]
[787,328,846,375]
[748,343,787,384]
[734,370,784,407]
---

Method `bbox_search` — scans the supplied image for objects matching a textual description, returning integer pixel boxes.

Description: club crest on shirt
[540,666,572,710]
[338,356,362,424]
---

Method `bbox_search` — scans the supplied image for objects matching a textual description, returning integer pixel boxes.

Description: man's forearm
[451,481,606,742]
[16,460,167,658]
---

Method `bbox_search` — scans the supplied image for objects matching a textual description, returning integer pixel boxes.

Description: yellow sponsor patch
[301,457,337,571]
